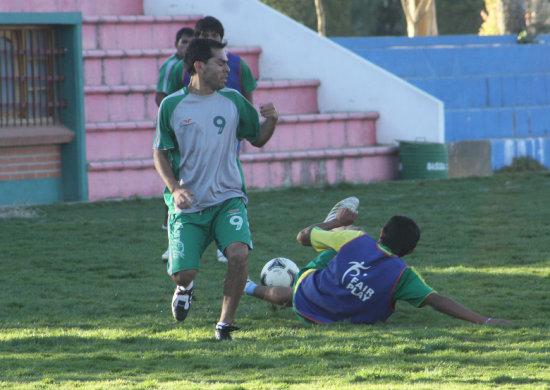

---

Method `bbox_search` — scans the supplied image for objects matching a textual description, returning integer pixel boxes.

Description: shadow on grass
[0,318,548,386]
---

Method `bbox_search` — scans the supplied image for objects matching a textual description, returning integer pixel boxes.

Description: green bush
[497,156,548,172]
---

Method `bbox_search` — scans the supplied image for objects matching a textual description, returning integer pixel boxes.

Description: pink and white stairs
[81,4,398,201]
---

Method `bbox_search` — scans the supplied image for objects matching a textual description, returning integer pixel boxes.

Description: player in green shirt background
[165,16,258,103]
[155,27,194,107]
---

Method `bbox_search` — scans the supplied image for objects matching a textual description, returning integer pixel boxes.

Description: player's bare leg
[250,285,292,306]
[172,269,197,288]
[216,242,248,340]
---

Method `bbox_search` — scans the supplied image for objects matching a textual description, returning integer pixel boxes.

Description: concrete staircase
[333,35,550,170]
[83,13,397,201]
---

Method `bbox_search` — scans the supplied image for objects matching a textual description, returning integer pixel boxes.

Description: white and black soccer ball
[260,257,299,287]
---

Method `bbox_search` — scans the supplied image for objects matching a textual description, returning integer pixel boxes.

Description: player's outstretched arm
[251,103,278,147]
[296,208,358,247]
[424,293,512,325]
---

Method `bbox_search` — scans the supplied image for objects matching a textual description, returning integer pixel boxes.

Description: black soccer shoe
[215,324,240,341]
[171,286,193,322]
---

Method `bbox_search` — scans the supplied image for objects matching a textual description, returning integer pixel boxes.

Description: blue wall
[0,178,62,205]
[491,137,550,170]
[333,34,550,169]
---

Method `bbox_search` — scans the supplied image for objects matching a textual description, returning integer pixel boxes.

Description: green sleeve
[156,61,169,92]
[156,55,178,93]
[295,249,337,284]
[153,94,183,150]
[392,267,435,308]
[165,61,184,96]
[239,59,257,93]
[303,250,337,271]
[236,96,260,141]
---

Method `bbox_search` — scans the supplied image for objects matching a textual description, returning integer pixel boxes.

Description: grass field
[0,172,549,389]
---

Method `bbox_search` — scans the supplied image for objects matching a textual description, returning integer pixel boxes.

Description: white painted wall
[144,0,445,144]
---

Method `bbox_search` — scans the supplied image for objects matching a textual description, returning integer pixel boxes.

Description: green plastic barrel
[398,140,449,180]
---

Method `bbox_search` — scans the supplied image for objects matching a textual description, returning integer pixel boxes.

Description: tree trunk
[501,0,526,33]
[314,0,326,36]
[401,0,438,37]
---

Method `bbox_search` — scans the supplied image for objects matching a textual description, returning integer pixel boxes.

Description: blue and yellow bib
[293,234,408,324]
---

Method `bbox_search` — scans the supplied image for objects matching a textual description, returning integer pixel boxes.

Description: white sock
[177,280,194,291]
[244,279,258,296]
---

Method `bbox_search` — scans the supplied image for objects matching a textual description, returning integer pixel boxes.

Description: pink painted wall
[0,0,143,16]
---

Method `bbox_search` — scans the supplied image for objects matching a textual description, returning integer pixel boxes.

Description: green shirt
[165,54,257,96]
[156,54,180,94]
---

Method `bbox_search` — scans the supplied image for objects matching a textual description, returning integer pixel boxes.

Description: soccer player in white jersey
[153,38,278,340]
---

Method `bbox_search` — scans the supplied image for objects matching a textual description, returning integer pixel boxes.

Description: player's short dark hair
[175,27,194,47]
[380,216,420,257]
[184,38,227,75]
[194,16,224,39]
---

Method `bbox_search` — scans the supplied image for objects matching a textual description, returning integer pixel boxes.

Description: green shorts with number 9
[166,197,252,275]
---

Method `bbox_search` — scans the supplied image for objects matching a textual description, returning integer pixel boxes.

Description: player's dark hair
[184,38,227,75]
[175,27,194,47]
[194,16,224,39]
[380,216,420,257]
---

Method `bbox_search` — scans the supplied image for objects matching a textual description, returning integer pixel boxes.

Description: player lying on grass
[244,198,512,326]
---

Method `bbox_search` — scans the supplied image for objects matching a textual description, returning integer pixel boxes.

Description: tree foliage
[260,0,488,36]
[479,0,527,35]
[438,0,485,35]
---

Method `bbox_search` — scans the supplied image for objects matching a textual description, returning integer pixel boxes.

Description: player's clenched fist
[172,186,194,209]
[259,103,278,122]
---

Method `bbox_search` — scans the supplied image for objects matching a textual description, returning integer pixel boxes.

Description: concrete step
[82,15,200,51]
[445,106,550,142]
[241,112,378,153]
[86,121,155,161]
[84,85,157,123]
[86,111,377,161]
[255,80,319,114]
[241,145,398,188]
[334,35,550,78]
[86,145,397,200]
[83,78,322,123]
[87,158,164,201]
[83,46,261,86]
[408,73,550,109]
[1,0,143,15]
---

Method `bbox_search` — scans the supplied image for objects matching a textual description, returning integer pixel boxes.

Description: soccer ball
[260,257,299,287]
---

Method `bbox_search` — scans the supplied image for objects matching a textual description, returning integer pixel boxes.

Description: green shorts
[166,197,252,275]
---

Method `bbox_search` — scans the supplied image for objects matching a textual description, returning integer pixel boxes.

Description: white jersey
[153,87,260,213]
